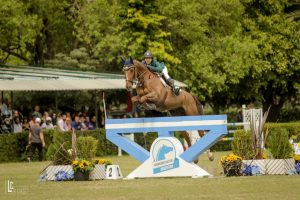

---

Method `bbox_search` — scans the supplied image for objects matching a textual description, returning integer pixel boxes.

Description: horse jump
[122,58,211,157]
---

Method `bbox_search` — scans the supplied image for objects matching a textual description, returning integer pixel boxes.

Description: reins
[123,63,148,85]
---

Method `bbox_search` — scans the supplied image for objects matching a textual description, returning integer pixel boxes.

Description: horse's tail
[192,95,204,115]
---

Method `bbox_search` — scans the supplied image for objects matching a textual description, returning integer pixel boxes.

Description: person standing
[28,118,45,161]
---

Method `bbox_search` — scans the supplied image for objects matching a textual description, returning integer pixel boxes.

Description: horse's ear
[130,56,133,64]
[121,57,125,65]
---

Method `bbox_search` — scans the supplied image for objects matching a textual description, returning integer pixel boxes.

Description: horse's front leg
[139,91,158,104]
[131,95,141,104]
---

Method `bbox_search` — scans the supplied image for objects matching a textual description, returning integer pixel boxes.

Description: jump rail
[105,115,227,178]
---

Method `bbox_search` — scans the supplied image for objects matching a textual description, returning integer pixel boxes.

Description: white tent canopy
[0,65,187,91]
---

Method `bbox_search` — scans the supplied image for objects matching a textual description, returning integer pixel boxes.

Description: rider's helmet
[144,51,153,58]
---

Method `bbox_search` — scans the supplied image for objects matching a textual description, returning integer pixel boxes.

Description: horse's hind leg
[197,130,214,161]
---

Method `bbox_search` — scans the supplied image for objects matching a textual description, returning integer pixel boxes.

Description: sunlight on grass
[1,152,300,200]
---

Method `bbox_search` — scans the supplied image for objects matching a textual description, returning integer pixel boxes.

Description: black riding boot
[166,78,180,96]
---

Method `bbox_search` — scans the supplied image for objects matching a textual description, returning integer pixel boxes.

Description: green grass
[1,152,299,200]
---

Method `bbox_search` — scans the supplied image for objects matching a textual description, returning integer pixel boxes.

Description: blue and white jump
[106,115,227,178]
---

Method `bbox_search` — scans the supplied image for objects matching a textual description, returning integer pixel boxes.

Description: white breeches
[162,67,170,80]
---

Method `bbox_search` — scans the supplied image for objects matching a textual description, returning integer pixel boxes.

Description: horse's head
[122,57,135,91]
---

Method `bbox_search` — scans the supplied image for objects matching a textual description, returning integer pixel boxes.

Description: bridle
[123,64,147,85]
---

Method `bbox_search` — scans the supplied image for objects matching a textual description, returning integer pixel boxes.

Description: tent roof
[0,65,187,91]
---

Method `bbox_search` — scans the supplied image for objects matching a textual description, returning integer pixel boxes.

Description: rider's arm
[147,60,164,73]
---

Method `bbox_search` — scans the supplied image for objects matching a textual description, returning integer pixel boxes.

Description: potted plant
[265,127,294,175]
[72,159,94,181]
[89,158,113,180]
[233,107,295,175]
[220,153,243,176]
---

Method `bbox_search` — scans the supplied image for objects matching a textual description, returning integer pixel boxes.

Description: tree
[159,0,258,113]
[0,0,75,65]
[0,0,39,64]
[240,0,300,121]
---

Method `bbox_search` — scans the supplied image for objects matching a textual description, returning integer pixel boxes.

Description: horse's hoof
[137,104,145,111]
[207,152,214,161]
[193,158,199,164]
[145,103,156,110]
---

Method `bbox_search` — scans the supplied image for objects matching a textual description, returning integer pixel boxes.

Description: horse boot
[166,78,180,96]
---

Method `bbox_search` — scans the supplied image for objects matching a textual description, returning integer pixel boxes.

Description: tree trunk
[263,95,285,122]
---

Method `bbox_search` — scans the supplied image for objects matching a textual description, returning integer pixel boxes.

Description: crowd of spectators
[0,98,104,133]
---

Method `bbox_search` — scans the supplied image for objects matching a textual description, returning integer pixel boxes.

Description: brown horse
[123,58,203,115]
[122,58,213,161]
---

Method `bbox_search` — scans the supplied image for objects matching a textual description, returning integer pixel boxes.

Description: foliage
[76,136,98,160]
[46,130,72,165]
[250,107,270,159]
[1,0,300,120]
[232,130,255,160]
[266,128,294,159]
[220,153,243,176]
[72,159,94,173]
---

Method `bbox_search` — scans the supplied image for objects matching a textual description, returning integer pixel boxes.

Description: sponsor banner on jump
[151,139,180,174]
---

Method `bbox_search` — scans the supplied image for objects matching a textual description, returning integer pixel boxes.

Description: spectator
[32,105,42,119]
[22,117,30,131]
[65,117,72,131]
[28,118,45,161]
[42,112,50,124]
[80,115,88,130]
[57,113,67,131]
[41,116,54,129]
[13,116,22,133]
[29,115,36,128]
[88,116,97,130]
[0,98,8,115]
[51,112,57,126]
[71,115,83,131]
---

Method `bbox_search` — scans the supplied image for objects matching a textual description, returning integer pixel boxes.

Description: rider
[142,51,180,96]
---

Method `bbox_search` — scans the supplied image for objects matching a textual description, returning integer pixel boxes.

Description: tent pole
[55,91,58,113]
[95,90,98,129]
[11,91,14,133]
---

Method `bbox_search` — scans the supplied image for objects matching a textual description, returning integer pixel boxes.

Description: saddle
[153,72,168,88]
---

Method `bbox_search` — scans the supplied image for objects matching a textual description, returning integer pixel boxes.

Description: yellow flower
[79,163,84,169]
[99,159,105,164]
[72,160,79,166]
[294,154,300,161]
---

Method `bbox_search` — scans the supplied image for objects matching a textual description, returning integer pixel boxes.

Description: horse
[122,57,213,161]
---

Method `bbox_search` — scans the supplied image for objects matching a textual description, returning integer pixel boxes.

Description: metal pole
[10,91,14,133]
[103,91,107,120]
[95,90,98,129]
[55,91,58,113]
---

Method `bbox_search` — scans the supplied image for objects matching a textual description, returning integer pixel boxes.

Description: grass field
[1,152,299,200]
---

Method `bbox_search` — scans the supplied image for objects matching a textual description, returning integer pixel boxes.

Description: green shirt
[143,59,165,73]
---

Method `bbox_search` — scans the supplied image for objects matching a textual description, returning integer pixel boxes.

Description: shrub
[231,130,255,160]
[46,130,72,165]
[77,136,98,160]
[266,128,294,159]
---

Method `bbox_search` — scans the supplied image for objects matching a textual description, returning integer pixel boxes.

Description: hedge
[0,122,299,162]
[211,122,300,152]
[0,128,158,163]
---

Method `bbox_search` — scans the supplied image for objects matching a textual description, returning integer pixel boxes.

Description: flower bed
[242,158,295,175]
[220,154,243,176]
